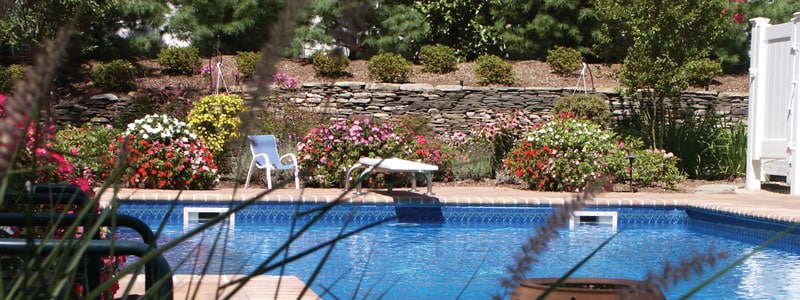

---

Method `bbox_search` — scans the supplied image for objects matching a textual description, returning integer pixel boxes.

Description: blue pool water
[115,202,800,299]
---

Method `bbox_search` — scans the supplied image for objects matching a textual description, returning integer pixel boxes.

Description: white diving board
[344,157,439,195]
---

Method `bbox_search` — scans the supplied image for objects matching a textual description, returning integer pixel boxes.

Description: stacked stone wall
[54,82,750,133]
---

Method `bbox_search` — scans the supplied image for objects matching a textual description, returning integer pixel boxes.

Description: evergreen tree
[168,0,286,55]
[491,0,601,60]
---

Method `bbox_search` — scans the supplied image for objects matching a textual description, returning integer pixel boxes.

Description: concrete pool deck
[105,185,800,299]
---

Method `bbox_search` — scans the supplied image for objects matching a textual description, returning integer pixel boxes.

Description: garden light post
[626,153,638,193]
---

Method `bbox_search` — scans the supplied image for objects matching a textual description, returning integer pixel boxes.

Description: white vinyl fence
[747,13,800,194]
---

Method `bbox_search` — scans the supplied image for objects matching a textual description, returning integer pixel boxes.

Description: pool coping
[98,186,800,224]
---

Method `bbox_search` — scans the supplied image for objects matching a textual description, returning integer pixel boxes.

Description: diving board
[344,158,439,195]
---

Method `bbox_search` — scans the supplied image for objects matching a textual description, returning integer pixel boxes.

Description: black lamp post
[626,153,638,193]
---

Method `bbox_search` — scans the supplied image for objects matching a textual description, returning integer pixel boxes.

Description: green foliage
[504,116,620,191]
[90,60,137,92]
[0,0,125,58]
[0,64,26,93]
[546,46,583,75]
[54,123,121,181]
[235,51,261,78]
[418,44,458,74]
[107,114,218,189]
[682,58,723,88]
[553,94,611,127]
[367,52,413,83]
[490,0,601,60]
[618,112,745,180]
[360,4,430,59]
[474,54,515,85]
[707,122,747,178]
[186,94,246,156]
[156,47,201,75]
[167,0,284,55]
[594,0,732,149]
[660,114,746,179]
[415,0,497,60]
[311,50,350,77]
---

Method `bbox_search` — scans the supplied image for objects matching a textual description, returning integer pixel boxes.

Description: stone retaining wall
[55,82,750,132]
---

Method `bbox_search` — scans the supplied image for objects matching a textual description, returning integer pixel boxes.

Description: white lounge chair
[244,135,299,189]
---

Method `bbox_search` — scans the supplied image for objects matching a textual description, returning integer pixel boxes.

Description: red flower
[733,12,744,24]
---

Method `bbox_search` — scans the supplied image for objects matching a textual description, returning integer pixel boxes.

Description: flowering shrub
[297,118,404,187]
[504,114,622,191]
[55,123,122,181]
[106,114,218,189]
[274,72,299,89]
[476,109,539,174]
[404,134,457,181]
[186,94,245,155]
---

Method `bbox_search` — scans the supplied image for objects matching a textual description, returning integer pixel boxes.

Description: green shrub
[474,54,515,85]
[0,64,25,93]
[553,94,611,127]
[367,52,413,83]
[186,94,246,155]
[682,58,723,88]
[235,51,261,78]
[546,46,583,75]
[156,46,201,75]
[91,60,137,92]
[311,50,350,77]
[54,123,122,181]
[608,138,685,188]
[418,44,458,74]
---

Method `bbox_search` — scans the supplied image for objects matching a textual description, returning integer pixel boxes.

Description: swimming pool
[115,201,800,299]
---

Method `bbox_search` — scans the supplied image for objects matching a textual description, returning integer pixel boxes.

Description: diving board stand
[345,158,439,195]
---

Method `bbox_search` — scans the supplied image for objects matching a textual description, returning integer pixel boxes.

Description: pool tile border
[99,187,800,225]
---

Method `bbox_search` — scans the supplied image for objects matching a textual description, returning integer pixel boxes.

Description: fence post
[747,16,771,191]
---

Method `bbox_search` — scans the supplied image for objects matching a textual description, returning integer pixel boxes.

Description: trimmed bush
[0,64,25,93]
[186,94,246,155]
[311,50,350,77]
[474,54,515,85]
[682,58,723,88]
[156,46,201,75]
[553,94,612,128]
[419,44,458,74]
[91,59,137,92]
[235,51,261,78]
[546,46,583,75]
[367,52,413,83]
